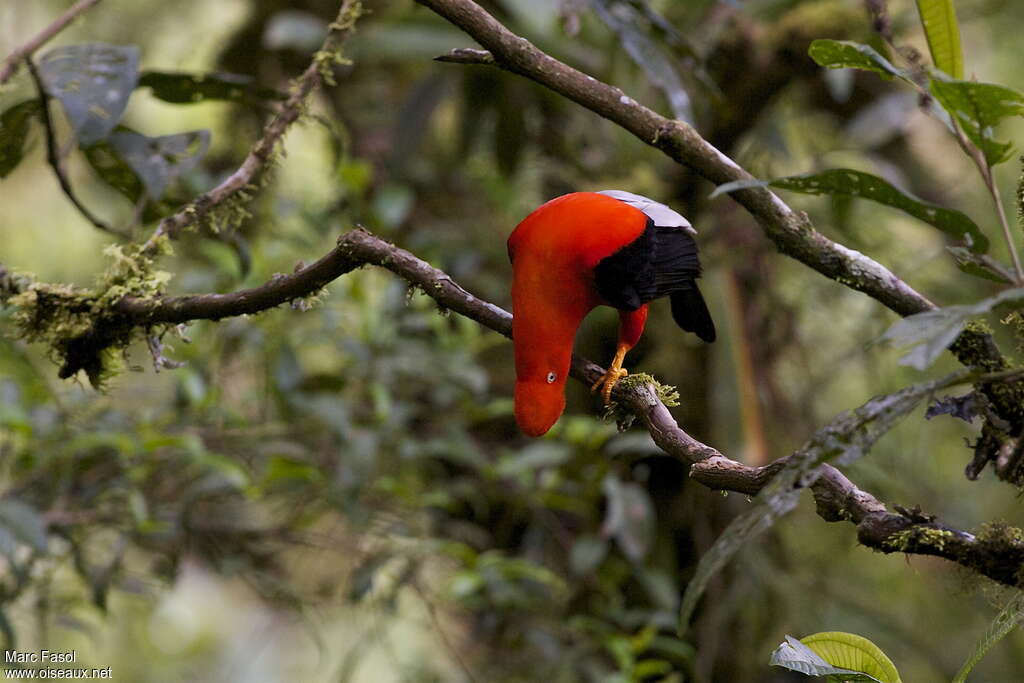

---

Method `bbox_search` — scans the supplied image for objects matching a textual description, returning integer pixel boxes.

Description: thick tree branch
[416,0,1024,481]
[139,0,362,256]
[0,0,103,85]
[111,228,1024,588]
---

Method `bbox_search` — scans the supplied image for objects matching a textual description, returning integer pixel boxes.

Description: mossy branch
[139,0,363,255]
[7,227,1022,587]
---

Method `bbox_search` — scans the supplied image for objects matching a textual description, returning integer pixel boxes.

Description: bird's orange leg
[591,342,630,404]
[592,305,648,405]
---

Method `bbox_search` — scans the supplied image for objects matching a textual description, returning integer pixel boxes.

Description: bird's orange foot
[591,366,628,405]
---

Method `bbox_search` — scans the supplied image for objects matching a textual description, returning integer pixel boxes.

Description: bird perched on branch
[509,190,715,436]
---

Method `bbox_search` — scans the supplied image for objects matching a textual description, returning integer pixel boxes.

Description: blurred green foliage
[3,0,1024,681]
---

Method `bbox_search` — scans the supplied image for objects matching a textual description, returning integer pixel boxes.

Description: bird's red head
[514,378,566,437]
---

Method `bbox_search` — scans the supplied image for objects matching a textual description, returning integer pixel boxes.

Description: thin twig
[0,0,103,85]
[139,0,363,256]
[984,166,1024,281]
[24,58,127,238]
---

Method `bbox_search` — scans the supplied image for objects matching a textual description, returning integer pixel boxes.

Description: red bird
[508,190,715,437]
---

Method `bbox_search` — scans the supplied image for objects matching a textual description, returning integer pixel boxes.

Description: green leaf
[569,534,609,576]
[0,100,40,178]
[808,40,909,83]
[83,137,145,202]
[953,591,1024,683]
[263,455,323,486]
[915,0,963,78]
[712,168,988,253]
[803,632,901,683]
[138,70,285,105]
[108,129,210,199]
[928,75,1024,166]
[37,43,140,145]
[880,288,1024,370]
[947,247,1015,284]
[770,633,900,682]
[0,499,48,554]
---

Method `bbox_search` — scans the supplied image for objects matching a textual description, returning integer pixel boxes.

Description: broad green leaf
[880,288,1024,369]
[802,632,901,682]
[929,75,1024,166]
[679,371,970,631]
[770,634,900,682]
[915,0,963,78]
[38,43,140,145]
[712,169,988,253]
[953,591,1024,683]
[0,100,40,178]
[138,70,285,105]
[808,40,909,83]
[108,129,210,199]
[771,636,882,681]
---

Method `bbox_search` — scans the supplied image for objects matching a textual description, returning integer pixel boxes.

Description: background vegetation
[2,0,1024,680]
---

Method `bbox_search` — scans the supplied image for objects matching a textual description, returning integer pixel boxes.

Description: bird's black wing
[594,220,716,343]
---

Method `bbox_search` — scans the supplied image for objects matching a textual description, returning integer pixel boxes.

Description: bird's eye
[546,372,557,383]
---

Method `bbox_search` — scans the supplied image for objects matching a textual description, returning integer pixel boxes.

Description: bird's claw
[591,367,628,406]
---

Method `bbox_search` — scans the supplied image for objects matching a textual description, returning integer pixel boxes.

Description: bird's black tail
[670,287,716,343]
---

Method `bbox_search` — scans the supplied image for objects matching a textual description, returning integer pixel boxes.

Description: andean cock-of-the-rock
[508,190,716,436]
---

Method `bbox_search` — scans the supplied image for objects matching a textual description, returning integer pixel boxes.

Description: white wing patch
[597,190,696,235]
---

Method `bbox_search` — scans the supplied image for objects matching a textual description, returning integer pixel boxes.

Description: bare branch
[110,227,1024,588]
[434,48,494,65]
[0,0,103,85]
[417,0,1024,480]
[24,58,127,238]
[139,0,363,256]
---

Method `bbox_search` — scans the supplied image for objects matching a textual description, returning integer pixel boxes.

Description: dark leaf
[83,138,144,202]
[37,43,140,145]
[808,39,911,83]
[713,168,989,253]
[139,70,285,105]
[348,553,390,603]
[109,129,210,199]
[0,100,40,178]
[925,393,978,422]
